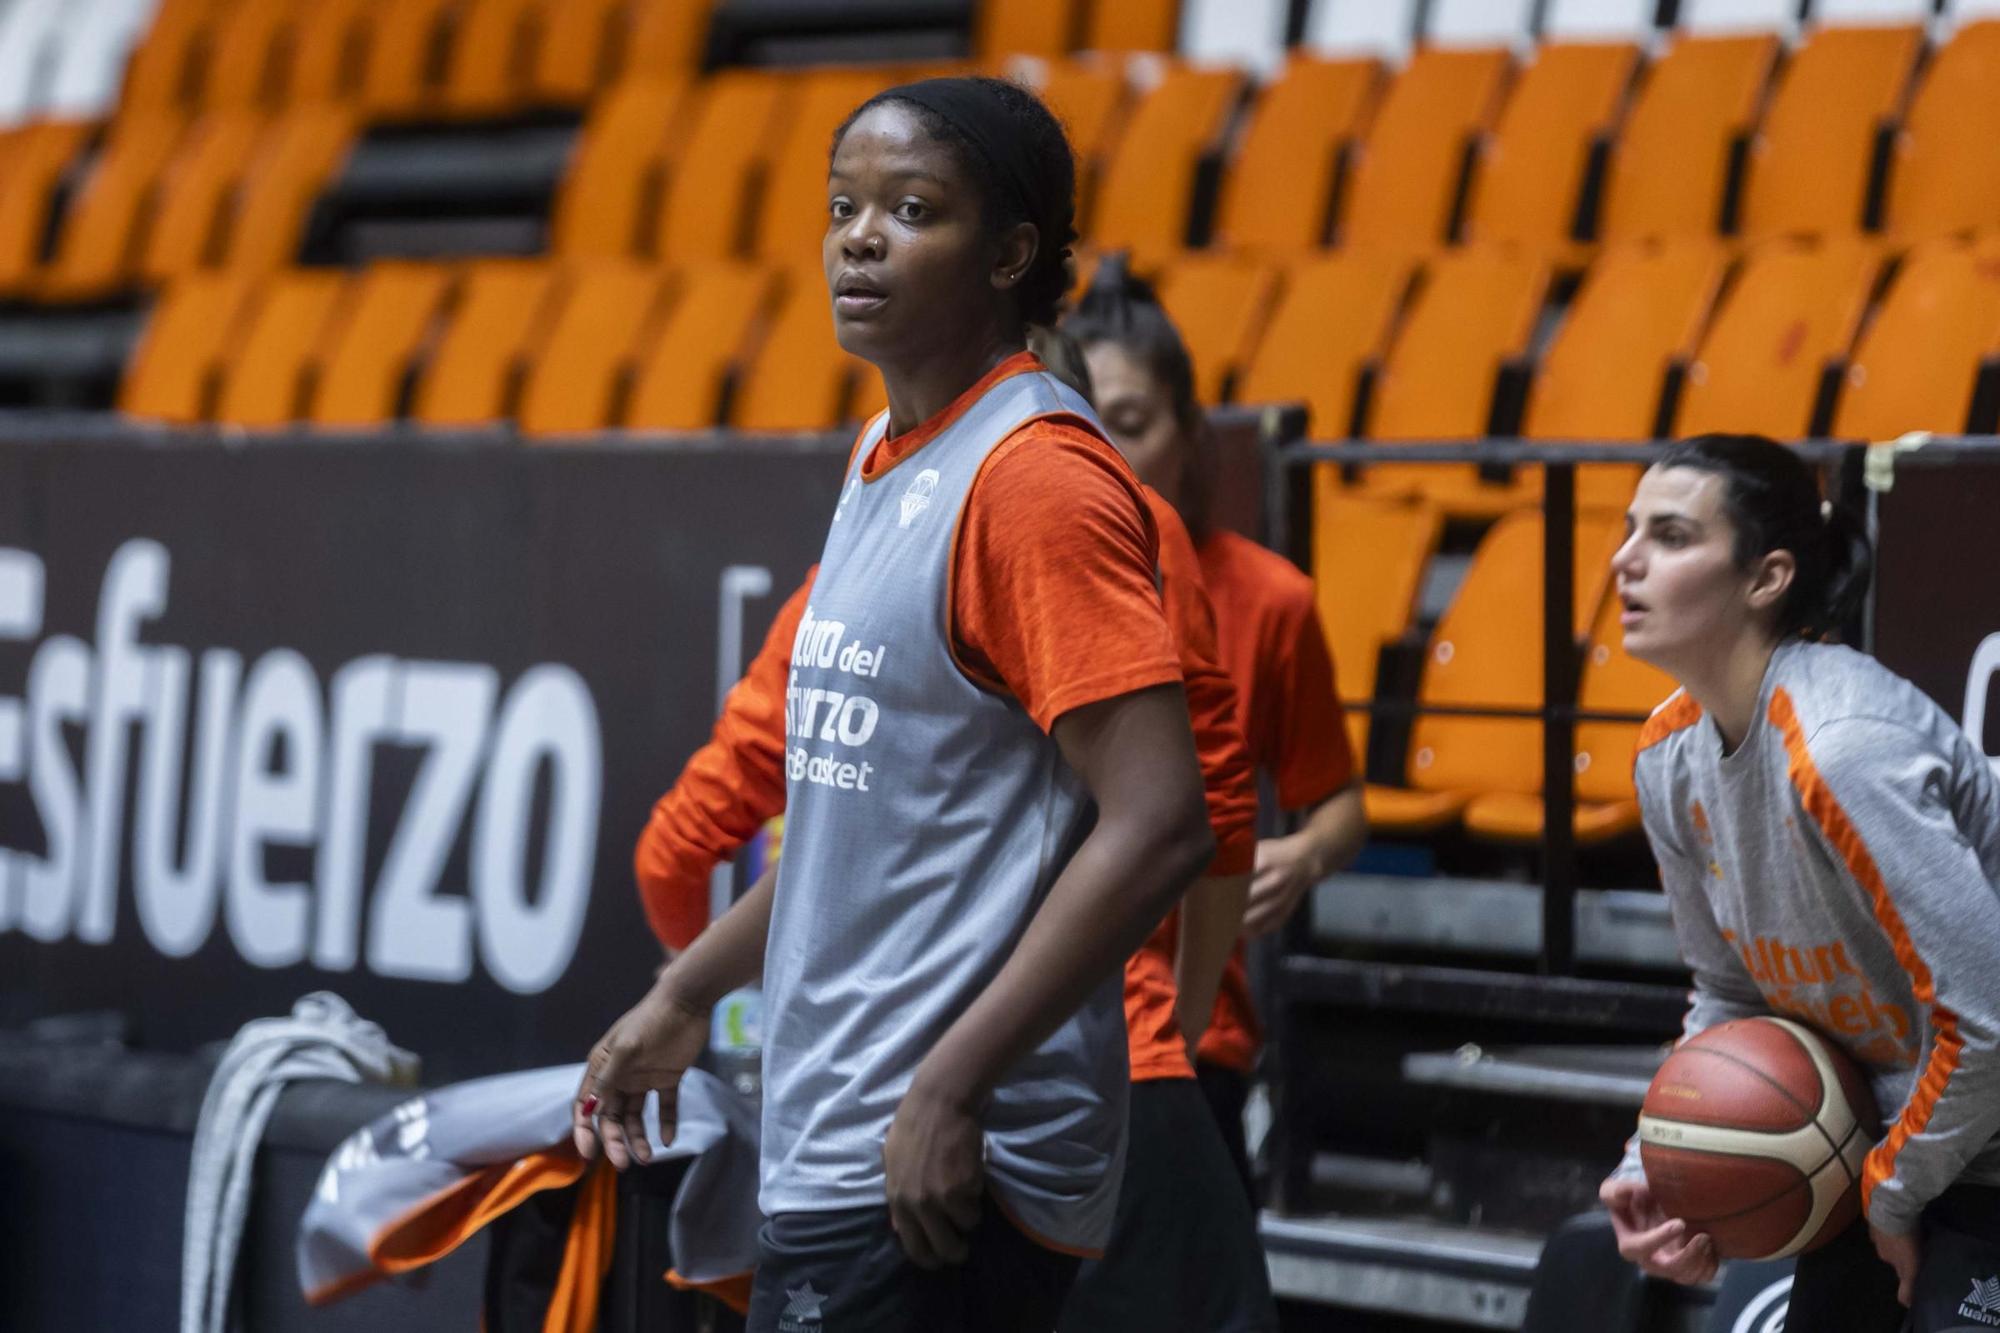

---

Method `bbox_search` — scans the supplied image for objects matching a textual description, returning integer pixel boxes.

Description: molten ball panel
[1644,1045,1815,1133]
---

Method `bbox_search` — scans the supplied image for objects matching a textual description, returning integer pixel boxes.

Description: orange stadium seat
[1831,234,2000,440]
[551,78,693,258]
[414,259,562,424]
[201,0,297,109]
[288,0,384,107]
[1090,65,1243,264]
[1461,585,1676,844]
[1024,57,1133,226]
[34,109,190,299]
[652,70,796,263]
[1884,21,2000,243]
[0,121,91,290]
[310,261,458,425]
[1212,55,1382,255]
[1597,33,1778,245]
[118,0,224,111]
[1365,508,1624,835]
[139,111,268,281]
[976,0,1078,58]
[118,269,264,422]
[627,262,779,430]
[443,0,543,116]
[531,0,628,104]
[219,104,360,272]
[1355,246,1549,515]
[214,267,349,427]
[733,265,877,430]
[1236,250,1411,437]
[1524,239,1727,504]
[359,0,458,119]
[1082,0,1178,53]
[1340,46,1512,252]
[1460,40,1639,259]
[754,68,900,267]
[519,260,673,434]
[1676,238,1881,438]
[623,0,716,80]
[1311,494,1442,765]
[1738,23,1922,244]
[1154,254,1280,404]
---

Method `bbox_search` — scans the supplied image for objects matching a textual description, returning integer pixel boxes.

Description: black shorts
[1775,1184,2000,1333]
[1197,1060,1255,1205]
[1061,1078,1278,1333]
[744,1193,1078,1333]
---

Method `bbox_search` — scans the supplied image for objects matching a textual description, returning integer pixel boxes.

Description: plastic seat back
[1739,23,1922,243]
[1677,238,1881,438]
[1236,249,1411,437]
[1598,33,1778,244]
[1213,55,1382,254]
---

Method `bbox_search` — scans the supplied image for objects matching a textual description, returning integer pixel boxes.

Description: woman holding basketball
[1601,434,2000,1329]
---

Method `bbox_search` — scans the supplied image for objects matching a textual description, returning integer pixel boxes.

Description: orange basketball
[1638,1016,1880,1260]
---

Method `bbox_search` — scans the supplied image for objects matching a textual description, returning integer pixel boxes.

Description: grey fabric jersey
[1620,639,2000,1233]
[760,367,1129,1254]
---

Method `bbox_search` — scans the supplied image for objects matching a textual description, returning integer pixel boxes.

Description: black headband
[874,78,1063,244]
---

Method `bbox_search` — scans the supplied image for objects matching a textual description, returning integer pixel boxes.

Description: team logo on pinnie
[899,469,939,528]
[1962,1275,2000,1325]
[779,1281,827,1331]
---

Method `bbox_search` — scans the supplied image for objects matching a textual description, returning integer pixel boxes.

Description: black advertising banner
[1870,447,2000,764]
[0,430,847,1081]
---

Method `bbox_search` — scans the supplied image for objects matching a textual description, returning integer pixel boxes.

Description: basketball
[1638,1016,1880,1261]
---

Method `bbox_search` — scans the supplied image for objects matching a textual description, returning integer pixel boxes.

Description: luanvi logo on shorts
[898,468,940,528]
[1961,1274,2000,1325]
[778,1280,827,1331]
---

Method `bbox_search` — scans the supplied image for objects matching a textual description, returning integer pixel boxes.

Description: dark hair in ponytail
[1062,253,1212,528]
[1062,254,1200,433]
[1654,433,1873,640]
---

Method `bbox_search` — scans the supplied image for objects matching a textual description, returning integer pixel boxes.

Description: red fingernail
[581,1096,599,1116]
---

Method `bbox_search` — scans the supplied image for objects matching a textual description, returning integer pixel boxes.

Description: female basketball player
[574,77,1220,1331]
[630,322,1282,1331]
[1599,434,2000,1329]
[1067,260,1368,1191]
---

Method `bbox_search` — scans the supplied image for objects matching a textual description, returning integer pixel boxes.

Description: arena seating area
[2,3,1998,1327]
[2,0,1996,866]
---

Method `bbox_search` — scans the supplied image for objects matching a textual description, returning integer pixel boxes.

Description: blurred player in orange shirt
[1068,257,1369,1195]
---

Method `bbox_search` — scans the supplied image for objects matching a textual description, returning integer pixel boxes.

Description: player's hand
[883,1075,985,1270]
[1870,1222,1920,1307]
[1243,832,1322,937]
[1600,1174,1718,1284]
[572,982,710,1169]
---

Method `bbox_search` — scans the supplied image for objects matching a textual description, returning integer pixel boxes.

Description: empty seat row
[119,257,886,432]
[0,103,354,300]
[117,0,709,120]
[1314,496,1678,847]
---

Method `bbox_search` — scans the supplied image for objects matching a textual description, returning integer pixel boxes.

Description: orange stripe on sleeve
[1770,686,1966,1218]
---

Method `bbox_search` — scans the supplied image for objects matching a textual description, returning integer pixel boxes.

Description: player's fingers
[599,1106,632,1171]
[941,1181,981,1234]
[891,1198,940,1270]
[622,1107,653,1165]
[1619,1217,1685,1263]
[918,1199,971,1267]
